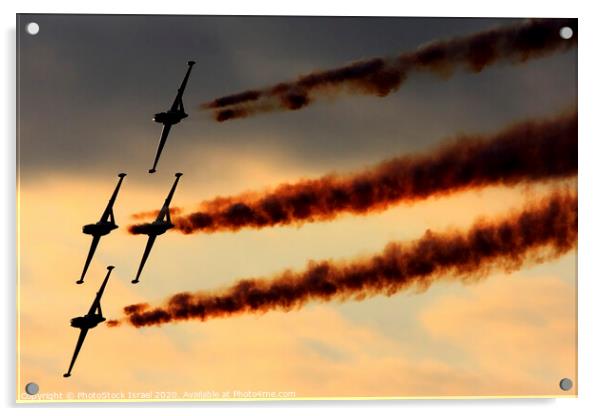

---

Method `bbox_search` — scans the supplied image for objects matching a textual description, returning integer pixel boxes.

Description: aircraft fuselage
[70,314,106,330]
[82,221,119,237]
[133,221,174,236]
[153,109,187,125]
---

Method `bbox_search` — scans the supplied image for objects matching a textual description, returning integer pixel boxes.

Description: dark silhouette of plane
[77,173,126,284]
[148,61,196,174]
[64,265,114,378]
[132,173,183,284]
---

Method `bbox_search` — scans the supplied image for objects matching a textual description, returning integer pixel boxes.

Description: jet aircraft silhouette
[148,61,196,173]
[64,266,114,378]
[77,173,126,284]
[132,173,183,284]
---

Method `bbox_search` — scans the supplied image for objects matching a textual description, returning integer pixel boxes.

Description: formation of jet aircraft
[64,61,193,378]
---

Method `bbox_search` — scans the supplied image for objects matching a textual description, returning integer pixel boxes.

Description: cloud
[420,274,576,395]
[18,174,576,400]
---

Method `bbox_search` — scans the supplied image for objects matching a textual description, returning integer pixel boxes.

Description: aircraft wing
[148,124,172,173]
[63,328,89,377]
[132,235,157,284]
[99,173,126,223]
[158,173,183,223]
[170,61,195,111]
[77,235,101,284]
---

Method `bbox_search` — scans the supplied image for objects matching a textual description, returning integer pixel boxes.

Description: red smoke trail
[114,190,577,328]
[128,111,577,235]
[203,19,576,121]
[130,207,182,221]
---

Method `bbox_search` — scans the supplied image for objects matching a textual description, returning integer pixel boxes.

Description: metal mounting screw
[559,378,573,391]
[25,382,39,395]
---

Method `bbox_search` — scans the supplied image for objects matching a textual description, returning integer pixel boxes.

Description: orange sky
[16,16,577,401]
[17,166,577,400]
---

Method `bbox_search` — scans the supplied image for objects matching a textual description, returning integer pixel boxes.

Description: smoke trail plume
[128,111,577,235]
[115,190,577,328]
[131,207,182,221]
[203,19,576,121]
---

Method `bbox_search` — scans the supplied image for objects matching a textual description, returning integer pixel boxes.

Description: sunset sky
[17,15,577,400]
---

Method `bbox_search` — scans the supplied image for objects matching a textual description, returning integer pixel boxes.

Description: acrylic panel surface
[16,14,577,402]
